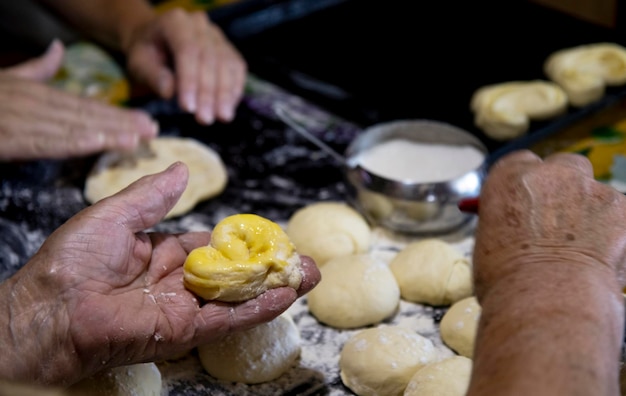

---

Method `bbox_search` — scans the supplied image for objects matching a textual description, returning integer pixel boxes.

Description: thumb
[5,39,65,81]
[93,162,189,233]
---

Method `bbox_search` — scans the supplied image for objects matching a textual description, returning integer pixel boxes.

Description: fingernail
[219,103,234,122]
[184,92,196,112]
[199,106,214,124]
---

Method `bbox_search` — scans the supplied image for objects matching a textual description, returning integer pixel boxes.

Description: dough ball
[470,80,567,140]
[339,325,440,396]
[440,296,481,358]
[307,254,400,328]
[183,214,302,302]
[286,201,371,266]
[198,314,301,384]
[389,239,472,306]
[545,42,626,107]
[84,137,227,219]
[66,363,162,396]
[403,356,472,396]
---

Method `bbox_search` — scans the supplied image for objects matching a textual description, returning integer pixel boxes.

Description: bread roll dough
[403,356,472,396]
[286,201,371,266]
[389,239,472,306]
[439,296,481,358]
[339,325,440,396]
[183,214,302,302]
[545,42,626,107]
[307,254,400,328]
[470,80,567,140]
[84,137,227,219]
[66,363,162,396]
[198,313,301,384]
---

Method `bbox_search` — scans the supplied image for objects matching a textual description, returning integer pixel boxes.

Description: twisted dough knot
[544,42,626,107]
[470,80,568,140]
[183,214,302,302]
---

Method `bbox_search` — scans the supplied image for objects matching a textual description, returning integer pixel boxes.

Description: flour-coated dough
[439,296,481,358]
[307,254,400,328]
[339,325,440,396]
[198,314,301,384]
[389,239,472,306]
[84,137,227,219]
[66,363,162,396]
[403,356,472,396]
[286,201,371,266]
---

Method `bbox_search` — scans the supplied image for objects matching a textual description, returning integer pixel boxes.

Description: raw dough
[198,313,301,384]
[439,296,481,358]
[403,356,472,396]
[470,80,568,140]
[66,363,162,396]
[183,213,302,302]
[339,325,440,396]
[545,42,626,107]
[307,254,400,328]
[84,136,227,219]
[389,239,472,306]
[286,201,371,266]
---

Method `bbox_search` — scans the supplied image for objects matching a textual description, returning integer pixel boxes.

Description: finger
[127,44,175,99]
[176,231,212,254]
[93,162,189,233]
[297,255,321,297]
[543,152,594,177]
[491,149,542,170]
[5,39,64,81]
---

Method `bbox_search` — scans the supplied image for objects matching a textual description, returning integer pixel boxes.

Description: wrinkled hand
[473,150,626,299]
[0,40,158,161]
[123,9,247,125]
[0,162,320,386]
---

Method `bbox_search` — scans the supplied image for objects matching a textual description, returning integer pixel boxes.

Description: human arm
[468,150,626,396]
[36,0,247,124]
[0,161,320,386]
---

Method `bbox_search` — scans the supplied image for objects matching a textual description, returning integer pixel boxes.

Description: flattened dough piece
[66,363,162,396]
[84,137,227,218]
[198,313,301,384]
[286,201,371,267]
[307,254,400,328]
[404,356,472,396]
[439,296,481,358]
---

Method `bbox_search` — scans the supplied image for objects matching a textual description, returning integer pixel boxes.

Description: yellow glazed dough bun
[403,356,472,396]
[339,325,441,396]
[389,239,472,306]
[439,296,481,358]
[307,254,400,328]
[286,201,371,266]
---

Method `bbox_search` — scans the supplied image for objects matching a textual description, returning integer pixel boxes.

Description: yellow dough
[403,356,472,396]
[286,201,371,267]
[84,136,228,219]
[545,42,626,107]
[183,213,302,302]
[198,313,301,384]
[339,325,441,396]
[307,254,400,329]
[389,239,472,306]
[470,80,568,140]
[439,296,481,358]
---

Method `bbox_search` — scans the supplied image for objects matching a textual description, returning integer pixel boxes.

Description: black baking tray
[211,0,626,164]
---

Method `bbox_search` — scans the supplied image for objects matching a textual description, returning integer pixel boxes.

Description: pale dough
[545,42,626,107]
[198,313,301,384]
[389,238,472,306]
[286,201,371,266]
[339,325,440,396]
[470,80,568,140]
[84,137,228,219]
[307,254,400,328]
[66,363,162,396]
[403,356,472,396]
[439,296,481,358]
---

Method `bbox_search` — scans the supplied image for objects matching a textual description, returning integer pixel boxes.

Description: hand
[0,162,320,386]
[0,40,158,161]
[122,9,247,125]
[473,149,626,299]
